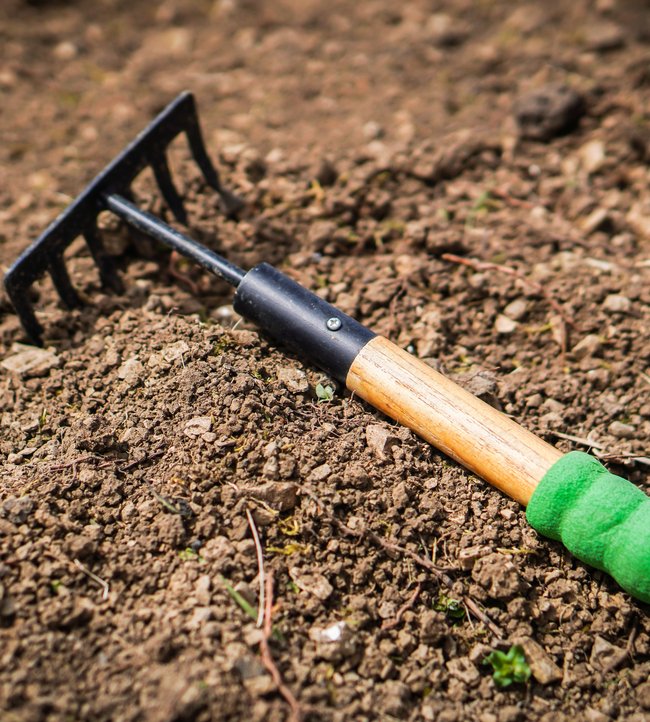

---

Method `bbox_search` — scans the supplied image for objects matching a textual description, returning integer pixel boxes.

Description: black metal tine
[148,152,188,224]
[5,283,44,346]
[48,253,81,309]
[183,111,244,217]
[83,223,124,293]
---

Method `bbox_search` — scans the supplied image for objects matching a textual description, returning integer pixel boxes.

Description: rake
[4,92,649,605]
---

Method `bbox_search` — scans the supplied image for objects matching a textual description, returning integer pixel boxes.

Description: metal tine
[4,281,44,346]
[183,107,244,218]
[148,151,188,224]
[47,253,81,309]
[83,223,124,293]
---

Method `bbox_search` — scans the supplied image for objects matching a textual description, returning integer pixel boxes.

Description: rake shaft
[104,194,245,287]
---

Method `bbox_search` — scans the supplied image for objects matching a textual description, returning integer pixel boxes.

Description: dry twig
[381,583,422,631]
[73,558,110,601]
[259,570,303,722]
[551,431,650,468]
[442,252,571,332]
[246,507,266,628]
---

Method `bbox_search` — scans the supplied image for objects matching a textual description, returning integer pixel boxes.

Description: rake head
[4,91,243,346]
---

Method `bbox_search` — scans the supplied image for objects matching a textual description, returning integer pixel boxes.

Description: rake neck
[104,194,245,287]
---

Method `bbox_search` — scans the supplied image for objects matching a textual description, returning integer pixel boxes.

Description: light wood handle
[346,336,563,505]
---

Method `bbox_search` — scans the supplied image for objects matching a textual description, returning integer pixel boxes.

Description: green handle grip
[526,451,650,604]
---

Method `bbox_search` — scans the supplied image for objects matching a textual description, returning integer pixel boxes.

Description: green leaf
[433,593,466,621]
[483,645,531,688]
[315,383,334,402]
[221,577,258,622]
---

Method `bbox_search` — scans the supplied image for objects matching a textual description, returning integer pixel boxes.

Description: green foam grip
[526,451,650,604]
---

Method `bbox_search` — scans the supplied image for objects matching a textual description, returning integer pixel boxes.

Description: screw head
[326,317,342,331]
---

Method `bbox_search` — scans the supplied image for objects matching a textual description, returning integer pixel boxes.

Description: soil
[1,1,649,721]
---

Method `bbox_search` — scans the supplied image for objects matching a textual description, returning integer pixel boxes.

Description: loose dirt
[1,1,649,721]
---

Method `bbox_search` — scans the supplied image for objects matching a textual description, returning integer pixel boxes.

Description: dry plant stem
[73,558,110,601]
[442,252,571,328]
[552,431,650,468]
[259,569,303,722]
[382,583,421,631]
[304,490,505,640]
[246,507,265,628]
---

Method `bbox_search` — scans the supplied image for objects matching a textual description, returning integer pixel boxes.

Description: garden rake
[4,92,649,604]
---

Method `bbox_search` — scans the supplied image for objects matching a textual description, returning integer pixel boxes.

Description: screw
[326,317,342,331]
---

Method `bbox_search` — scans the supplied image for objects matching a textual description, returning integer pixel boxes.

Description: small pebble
[117,356,145,385]
[308,463,332,482]
[426,13,468,47]
[1,344,61,378]
[362,121,383,140]
[571,334,603,360]
[53,41,78,60]
[289,567,333,600]
[243,482,298,511]
[366,425,400,458]
[603,294,631,313]
[581,208,611,234]
[276,366,309,393]
[608,421,636,439]
[589,635,626,672]
[583,21,625,51]
[515,637,562,684]
[579,140,606,174]
[503,298,527,321]
[495,314,518,334]
[183,416,212,438]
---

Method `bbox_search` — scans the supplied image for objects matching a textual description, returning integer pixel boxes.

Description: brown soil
[1,1,649,721]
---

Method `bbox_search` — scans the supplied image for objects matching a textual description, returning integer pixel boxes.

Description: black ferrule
[233,263,376,382]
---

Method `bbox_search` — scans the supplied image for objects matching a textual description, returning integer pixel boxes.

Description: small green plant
[221,577,283,641]
[221,578,258,622]
[315,382,334,402]
[466,189,500,227]
[433,593,466,621]
[178,547,204,562]
[38,408,48,431]
[483,645,531,688]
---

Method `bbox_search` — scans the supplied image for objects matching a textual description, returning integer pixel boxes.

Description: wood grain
[346,336,562,506]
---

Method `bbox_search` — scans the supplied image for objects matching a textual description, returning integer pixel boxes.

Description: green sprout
[221,578,258,622]
[178,547,204,563]
[315,383,334,402]
[433,593,466,621]
[483,645,531,688]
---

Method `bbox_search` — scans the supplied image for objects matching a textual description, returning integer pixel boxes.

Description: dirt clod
[472,553,528,600]
[514,84,586,141]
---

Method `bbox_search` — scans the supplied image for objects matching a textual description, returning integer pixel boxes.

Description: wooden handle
[346,336,562,505]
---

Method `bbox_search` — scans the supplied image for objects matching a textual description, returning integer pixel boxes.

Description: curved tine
[216,186,246,218]
[84,224,124,293]
[183,113,221,190]
[148,152,188,224]
[48,253,81,309]
[4,279,44,346]
[183,116,245,218]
